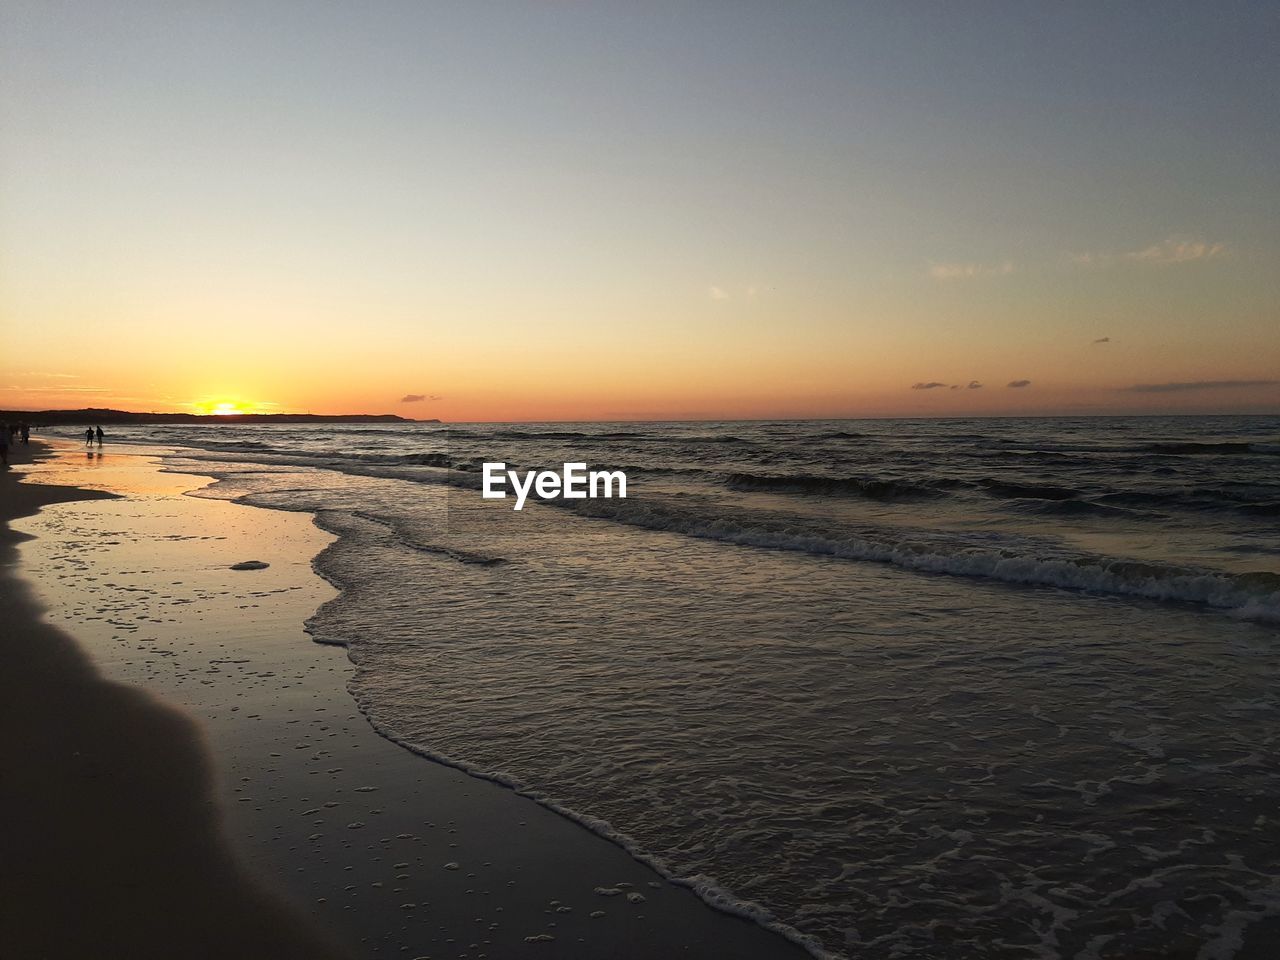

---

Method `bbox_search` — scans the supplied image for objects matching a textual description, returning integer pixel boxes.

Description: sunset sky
[2,2,1277,421]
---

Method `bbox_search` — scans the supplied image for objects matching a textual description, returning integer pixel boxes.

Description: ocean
[60,415,1280,958]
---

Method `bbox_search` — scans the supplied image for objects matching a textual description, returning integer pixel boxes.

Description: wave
[393,452,452,467]
[304,451,457,468]
[568,498,1280,622]
[723,471,950,501]
[978,479,1081,501]
[449,429,660,442]
[485,430,599,441]
[681,435,750,444]
[349,511,506,565]
[162,438,285,454]
[1146,441,1278,456]
[975,449,1081,463]
[1097,487,1280,517]
[983,440,1280,458]
[1005,498,1154,519]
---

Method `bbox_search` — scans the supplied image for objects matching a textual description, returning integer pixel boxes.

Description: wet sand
[4,440,811,960]
[0,440,352,959]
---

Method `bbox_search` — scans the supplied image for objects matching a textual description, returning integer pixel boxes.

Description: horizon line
[5,407,1278,425]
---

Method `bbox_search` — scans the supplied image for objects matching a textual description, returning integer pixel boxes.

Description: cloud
[1007,379,1032,388]
[1121,379,1278,394]
[6,384,110,394]
[912,380,986,391]
[708,285,730,301]
[1127,235,1227,264]
[928,261,1014,281]
[1073,235,1228,268]
[400,393,440,403]
[1093,337,1111,344]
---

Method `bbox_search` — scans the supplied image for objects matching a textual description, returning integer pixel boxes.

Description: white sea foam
[311,663,841,960]
[569,498,1280,623]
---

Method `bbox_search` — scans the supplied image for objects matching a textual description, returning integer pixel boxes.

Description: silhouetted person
[85,427,94,446]
[0,429,9,468]
[20,422,29,445]
[96,425,105,446]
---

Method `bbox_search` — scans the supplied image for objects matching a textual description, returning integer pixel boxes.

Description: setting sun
[192,400,251,416]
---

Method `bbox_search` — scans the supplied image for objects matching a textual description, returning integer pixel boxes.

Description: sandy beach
[2,440,809,960]
[0,441,352,959]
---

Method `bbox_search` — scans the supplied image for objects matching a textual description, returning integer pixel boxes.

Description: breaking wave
[569,498,1280,622]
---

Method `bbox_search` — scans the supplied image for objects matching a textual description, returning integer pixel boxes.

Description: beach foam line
[349,510,506,565]
[301,586,841,960]
[347,716,840,960]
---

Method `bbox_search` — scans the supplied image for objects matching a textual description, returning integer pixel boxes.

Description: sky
[2,1,1277,421]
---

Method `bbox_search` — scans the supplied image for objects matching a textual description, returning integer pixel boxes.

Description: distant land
[1,408,435,425]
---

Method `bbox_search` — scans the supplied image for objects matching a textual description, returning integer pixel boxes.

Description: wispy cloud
[1122,379,1278,394]
[911,380,988,391]
[1127,235,1227,264]
[928,261,1014,281]
[5,384,110,394]
[400,393,440,403]
[1072,235,1228,268]
[1007,379,1032,388]
[1093,336,1111,344]
[708,285,730,301]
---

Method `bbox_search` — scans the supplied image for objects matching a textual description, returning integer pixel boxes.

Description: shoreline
[4,440,813,959]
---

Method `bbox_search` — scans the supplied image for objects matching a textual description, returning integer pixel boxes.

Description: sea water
[71,416,1280,958]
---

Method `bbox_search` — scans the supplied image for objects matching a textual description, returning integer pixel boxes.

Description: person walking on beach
[85,427,94,446]
[0,427,9,468]
[96,425,105,446]
[20,422,29,445]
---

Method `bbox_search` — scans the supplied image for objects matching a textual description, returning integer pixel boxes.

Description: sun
[192,399,251,416]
